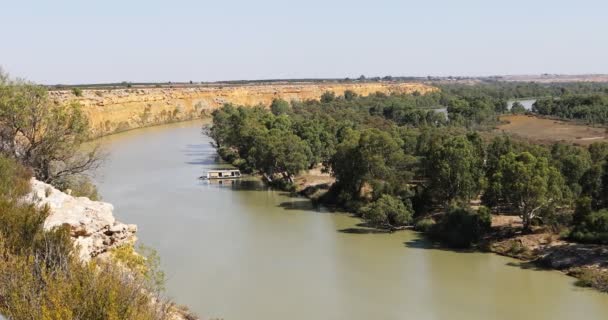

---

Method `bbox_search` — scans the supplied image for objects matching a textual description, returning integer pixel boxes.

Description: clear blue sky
[1,0,607,84]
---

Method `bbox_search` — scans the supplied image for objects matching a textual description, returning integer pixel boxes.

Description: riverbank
[293,169,608,294]
[22,178,198,319]
[486,218,608,293]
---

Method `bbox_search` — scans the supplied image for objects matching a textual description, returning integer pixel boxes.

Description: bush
[270,98,290,115]
[571,267,608,292]
[429,206,492,248]
[414,217,435,232]
[55,175,101,201]
[511,101,526,114]
[570,209,608,244]
[0,155,175,319]
[0,244,172,320]
[71,87,83,97]
[0,156,31,199]
[111,244,166,292]
[359,194,413,228]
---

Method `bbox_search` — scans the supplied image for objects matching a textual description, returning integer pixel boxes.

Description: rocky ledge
[23,178,137,261]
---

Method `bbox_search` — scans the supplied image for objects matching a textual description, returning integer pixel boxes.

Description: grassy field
[496,115,608,145]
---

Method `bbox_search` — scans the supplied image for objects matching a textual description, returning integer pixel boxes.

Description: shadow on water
[504,261,547,271]
[338,222,393,234]
[277,199,326,213]
[182,143,225,166]
[199,179,269,191]
[403,237,477,254]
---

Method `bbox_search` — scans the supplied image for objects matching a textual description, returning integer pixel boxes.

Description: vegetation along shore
[208,81,608,293]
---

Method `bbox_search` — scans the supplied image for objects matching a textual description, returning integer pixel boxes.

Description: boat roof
[206,168,241,172]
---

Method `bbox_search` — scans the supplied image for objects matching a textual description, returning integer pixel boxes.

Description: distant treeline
[533,94,608,124]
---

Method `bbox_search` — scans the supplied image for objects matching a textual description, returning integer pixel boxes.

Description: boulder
[23,178,137,261]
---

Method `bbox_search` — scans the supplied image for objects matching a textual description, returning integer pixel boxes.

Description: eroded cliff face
[49,82,437,137]
[24,178,137,261]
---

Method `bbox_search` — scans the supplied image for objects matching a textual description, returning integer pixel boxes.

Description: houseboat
[201,169,242,180]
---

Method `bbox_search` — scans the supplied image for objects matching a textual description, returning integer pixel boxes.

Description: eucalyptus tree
[488,152,567,231]
[0,72,103,183]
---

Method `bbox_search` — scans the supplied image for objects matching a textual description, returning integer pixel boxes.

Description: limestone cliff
[49,82,437,137]
[24,178,137,261]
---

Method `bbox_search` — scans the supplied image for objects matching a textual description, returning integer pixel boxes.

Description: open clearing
[496,115,608,145]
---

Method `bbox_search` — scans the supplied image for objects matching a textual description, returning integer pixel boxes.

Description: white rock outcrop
[23,178,137,261]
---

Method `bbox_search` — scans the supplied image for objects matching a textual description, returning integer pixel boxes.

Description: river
[93,120,608,320]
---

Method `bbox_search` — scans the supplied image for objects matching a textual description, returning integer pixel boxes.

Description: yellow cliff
[49,82,437,137]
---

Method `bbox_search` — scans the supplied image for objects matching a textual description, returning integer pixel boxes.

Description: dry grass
[294,167,335,191]
[496,115,608,145]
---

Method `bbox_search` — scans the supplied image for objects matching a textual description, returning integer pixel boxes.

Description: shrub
[111,244,166,292]
[71,87,83,97]
[359,194,413,228]
[414,217,435,232]
[0,156,31,199]
[571,267,608,293]
[270,98,290,115]
[55,175,101,200]
[0,155,175,319]
[0,245,172,320]
[430,206,492,248]
[511,101,526,114]
[570,209,608,244]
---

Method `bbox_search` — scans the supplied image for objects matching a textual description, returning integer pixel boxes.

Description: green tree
[589,142,608,163]
[359,194,412,228]
[489,152,566,231]
[344,90,358,101]
[580,164,604,209]
[430,206,492,248]
[426,136,484,204]
[511,101,526,114]
[320,91,336,103]
[270,98,290,115]
[550,143,591,195]
[71,87,83,97]
[0,76,103,183]
[330,128,409,199]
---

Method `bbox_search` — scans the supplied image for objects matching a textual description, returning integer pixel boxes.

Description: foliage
[71,87,83,97]
[533,94,608,124]
[270,98,290,115]
[571,267,608,293]
[510,101,526,114]
[425,135,484,204]
[0,155,175,320]
[487,152,566,231]
[111,244,166,292]
[55,174,101,200]
[569,209,608,244]
[330,128,412,201]
[0,156,31,199]
[550,143,591,195]
[414,217,435,232]
[208,82,608,239]
[0,73,103,183]
[429,206,492,248]
[0,245,172,320]
[359,194,413,228]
